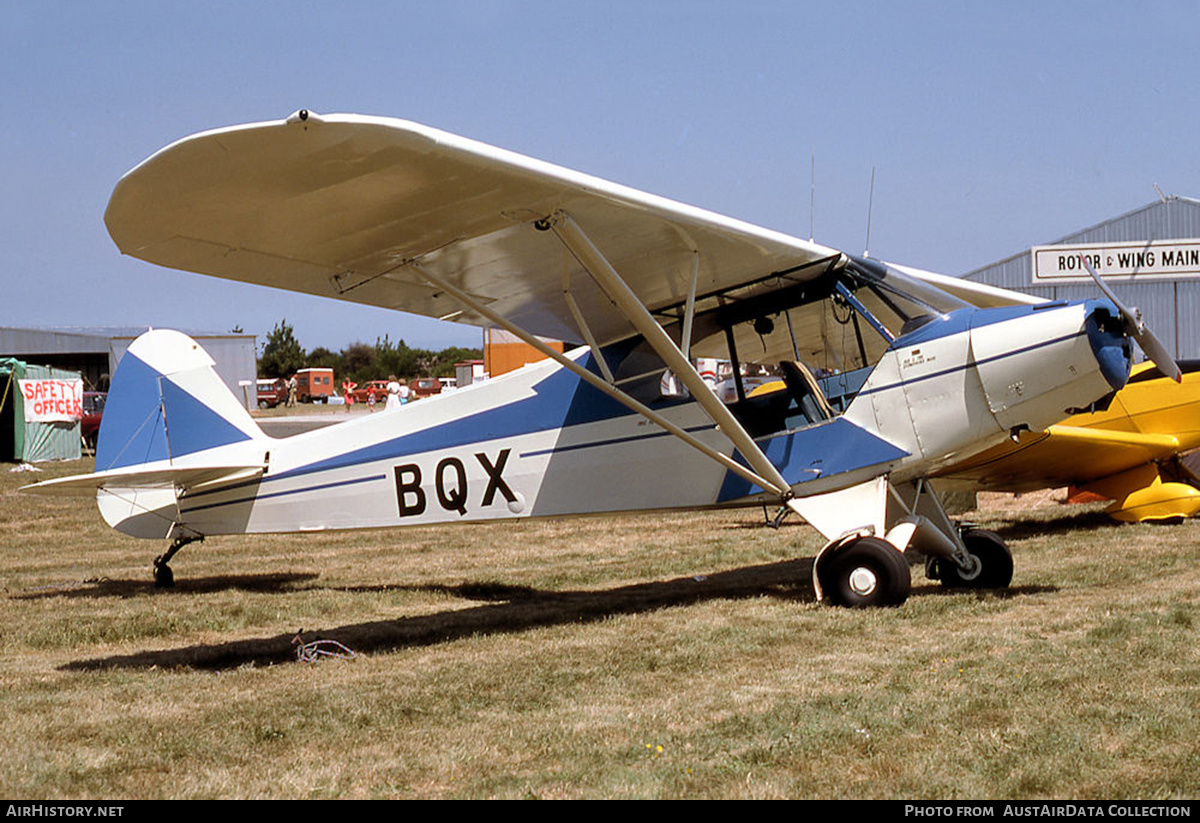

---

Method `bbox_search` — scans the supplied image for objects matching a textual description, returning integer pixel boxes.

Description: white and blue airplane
[25,111,1174,607]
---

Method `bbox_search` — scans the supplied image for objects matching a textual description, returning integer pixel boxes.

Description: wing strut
[561,271,615,384]
[681,252,700,359]
[408,263,785,495]
[548,211,792,498]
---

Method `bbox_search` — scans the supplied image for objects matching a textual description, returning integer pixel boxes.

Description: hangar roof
[0,326,250,356]
[963,195,1200,283]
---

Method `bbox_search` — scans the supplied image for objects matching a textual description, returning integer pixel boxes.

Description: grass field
[2,459,1198,799]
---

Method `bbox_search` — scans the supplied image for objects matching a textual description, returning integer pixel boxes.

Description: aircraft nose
[1085,299,1133,391]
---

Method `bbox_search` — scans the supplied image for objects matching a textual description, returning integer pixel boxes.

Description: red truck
[292,368,334,403]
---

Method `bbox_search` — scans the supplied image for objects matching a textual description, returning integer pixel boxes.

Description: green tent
[0,358,82,462]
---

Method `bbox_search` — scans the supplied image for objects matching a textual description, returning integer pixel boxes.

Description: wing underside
[106,112,844,346]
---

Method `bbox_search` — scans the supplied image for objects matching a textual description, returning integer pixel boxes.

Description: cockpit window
[605,257,970,435]
[685,257,966,373]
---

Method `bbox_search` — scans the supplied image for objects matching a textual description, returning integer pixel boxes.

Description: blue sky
[4,1,1199,351]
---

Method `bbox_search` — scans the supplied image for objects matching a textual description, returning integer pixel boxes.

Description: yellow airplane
[740,360,1200,522]
[932,361,1200,522]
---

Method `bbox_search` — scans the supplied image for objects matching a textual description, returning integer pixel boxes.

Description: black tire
[820,536,911,607]
[939,528,1013,589]
[154,562,175,589]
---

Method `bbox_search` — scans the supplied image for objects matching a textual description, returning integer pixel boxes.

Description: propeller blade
[1079,254,1181,383]
[1136,323,1182,383]
[1079,255,1138,329]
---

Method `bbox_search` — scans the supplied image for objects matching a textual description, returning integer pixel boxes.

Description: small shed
[455,359,487,388]
[0,358,83,462]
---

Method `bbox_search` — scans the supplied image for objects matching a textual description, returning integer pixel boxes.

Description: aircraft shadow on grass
[59,559,812,671]
[59,558,1053,672]
[985,508,1121,543]
[13,572,320,600]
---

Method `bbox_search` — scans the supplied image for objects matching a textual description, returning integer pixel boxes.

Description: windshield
[685,257,969,374]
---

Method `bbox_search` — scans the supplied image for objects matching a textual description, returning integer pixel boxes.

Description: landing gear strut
[153,534,202,588]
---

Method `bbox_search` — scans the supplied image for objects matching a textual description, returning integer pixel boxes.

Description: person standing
[342,379,357,412]
[286,375,298,407]
[386,375,401,411]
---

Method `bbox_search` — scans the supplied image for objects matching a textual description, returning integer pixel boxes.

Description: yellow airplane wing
[935,361,1200,521]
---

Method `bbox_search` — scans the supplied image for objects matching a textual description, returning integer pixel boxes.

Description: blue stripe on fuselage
[717,418,909,501]
[887,300,1088,349]
[246,350,679,486]
[855,300,1104,399]
[184,301,1101,508]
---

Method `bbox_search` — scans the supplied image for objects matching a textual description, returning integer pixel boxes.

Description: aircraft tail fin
[95,329,267,472]
[22,330,269,538]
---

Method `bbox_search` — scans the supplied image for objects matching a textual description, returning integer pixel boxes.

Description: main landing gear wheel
[937,528,1013,589]
[818,536,912,608]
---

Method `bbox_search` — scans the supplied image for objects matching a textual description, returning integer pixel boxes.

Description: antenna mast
[809,152,815,242]
[864,167,875,257]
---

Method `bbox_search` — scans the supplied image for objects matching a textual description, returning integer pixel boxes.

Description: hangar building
[961,195,1200,360]
[0,327,258,408]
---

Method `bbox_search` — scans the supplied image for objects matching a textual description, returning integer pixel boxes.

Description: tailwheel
[152,534,202,589]
[937,528,1013,589]
[818,536,911,608]
[153,558,175,588]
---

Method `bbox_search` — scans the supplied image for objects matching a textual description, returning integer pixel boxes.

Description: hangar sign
[18,378,83,423]
[1033,239,1200,282]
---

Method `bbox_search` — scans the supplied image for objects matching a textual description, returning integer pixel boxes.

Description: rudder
[96,330,265,471]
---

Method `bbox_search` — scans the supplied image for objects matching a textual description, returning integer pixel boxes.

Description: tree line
[258,320,482,385]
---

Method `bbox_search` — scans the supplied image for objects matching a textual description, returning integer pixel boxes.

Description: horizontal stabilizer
[22,464,265,497]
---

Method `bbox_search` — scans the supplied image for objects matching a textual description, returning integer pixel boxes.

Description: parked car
[349,380,391,404]
[256,378,287,408]
[82,391,106,450]
[412,377,442,399]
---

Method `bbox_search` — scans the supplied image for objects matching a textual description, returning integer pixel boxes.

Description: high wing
[106,110,845,346]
